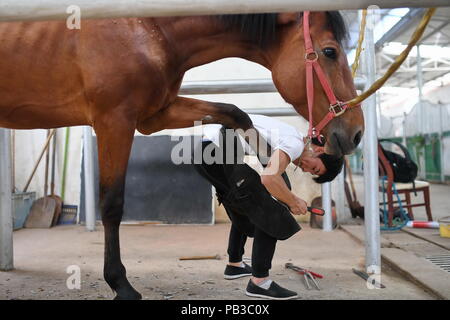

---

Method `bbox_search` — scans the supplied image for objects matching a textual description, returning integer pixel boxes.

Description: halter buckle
[329,102,346,117]
[305,51,319,62]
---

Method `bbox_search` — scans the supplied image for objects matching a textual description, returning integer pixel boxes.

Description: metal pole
[180,78,366,95]
[439,105,445,183]
[1,0,449,22]
[334,170,347,223]
[402,112,407,146]
[243,107,297,117]
[416,45,426,179]
[0,129,13,271]
[416,45,424,134]
[362,8,381,275]
[83,126,96,232]
[322,182,333,232]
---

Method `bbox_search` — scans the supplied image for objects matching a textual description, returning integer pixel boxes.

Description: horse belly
[0,21,87,129]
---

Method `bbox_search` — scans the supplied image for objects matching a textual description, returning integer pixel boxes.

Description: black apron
[193,127,300,240]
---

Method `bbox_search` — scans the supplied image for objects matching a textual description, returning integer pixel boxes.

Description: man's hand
[260,149,307,216]
[288,196,308,215]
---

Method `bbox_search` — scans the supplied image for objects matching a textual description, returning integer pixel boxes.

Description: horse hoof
[113,290,142,300]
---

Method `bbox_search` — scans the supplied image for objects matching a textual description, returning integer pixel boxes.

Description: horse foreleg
[137,97,271,162]
[94,115,141,300]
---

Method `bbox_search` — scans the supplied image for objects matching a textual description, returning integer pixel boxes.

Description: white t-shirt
[202,114,305,162]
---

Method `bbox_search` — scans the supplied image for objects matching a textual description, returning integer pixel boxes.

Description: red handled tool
[307,206,325,216]
[285,263,322,290]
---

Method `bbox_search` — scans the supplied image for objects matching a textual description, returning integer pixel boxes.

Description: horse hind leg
[94,115,141,300]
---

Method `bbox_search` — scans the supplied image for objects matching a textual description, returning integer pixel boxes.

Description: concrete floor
[0,223,434,300]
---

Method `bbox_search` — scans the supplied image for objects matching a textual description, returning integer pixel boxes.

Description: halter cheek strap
[303,11,359,140]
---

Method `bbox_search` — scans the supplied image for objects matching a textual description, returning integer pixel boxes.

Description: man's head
[296,139,344,184]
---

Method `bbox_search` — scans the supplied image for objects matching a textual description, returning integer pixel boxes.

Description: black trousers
[227,223,277,278]
[194,139,277,278]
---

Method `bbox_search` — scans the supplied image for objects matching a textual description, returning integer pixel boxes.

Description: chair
[378,144,433,227]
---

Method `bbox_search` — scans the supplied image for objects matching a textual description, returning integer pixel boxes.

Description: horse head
[269,11,364,157]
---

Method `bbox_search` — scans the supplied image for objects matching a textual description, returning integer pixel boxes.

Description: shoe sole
[224,273,252,280]
[245,291,298,300]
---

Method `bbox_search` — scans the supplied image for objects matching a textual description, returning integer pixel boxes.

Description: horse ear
[277,13,299,25]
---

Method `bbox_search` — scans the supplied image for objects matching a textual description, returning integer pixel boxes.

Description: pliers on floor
[285,263,321,290]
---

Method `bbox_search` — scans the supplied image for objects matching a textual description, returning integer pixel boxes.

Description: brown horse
[0,11,364,299]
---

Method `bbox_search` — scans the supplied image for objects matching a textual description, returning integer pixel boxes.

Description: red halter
[303,11,358,141]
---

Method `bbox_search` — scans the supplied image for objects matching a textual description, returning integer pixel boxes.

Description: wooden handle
[23,129,56,192]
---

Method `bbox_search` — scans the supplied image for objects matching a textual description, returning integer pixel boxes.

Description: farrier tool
[307,207,325,216]
[285,263,322,290]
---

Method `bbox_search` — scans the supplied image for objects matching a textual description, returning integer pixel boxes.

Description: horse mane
[217,11,348,48]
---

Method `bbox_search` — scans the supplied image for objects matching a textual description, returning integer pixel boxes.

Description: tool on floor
[179,254,221,261]
[49,130,63,226]
[25,130,58,229]
[285,263,322,290]
[352,268,386,289]
[344,158,365,219]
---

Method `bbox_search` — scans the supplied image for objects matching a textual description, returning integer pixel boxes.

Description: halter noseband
[303,11,360,141]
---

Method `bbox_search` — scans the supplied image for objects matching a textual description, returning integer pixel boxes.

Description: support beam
[180,78,366,95]
[242,108,297,117]
[334,170,347,223]
[375,8,426,52]
[180,79,278,95]
[362,8,381,275]
[439,105,445,183]
[416,45,426,180]
[0,129,13,271]
[0,1,449,23]
[83,126,96,232]
[322,182,333,232]
[419,19,450,44]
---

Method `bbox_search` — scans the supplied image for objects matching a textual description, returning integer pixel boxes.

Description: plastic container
[12,192,36,230]
[438,216,450,238]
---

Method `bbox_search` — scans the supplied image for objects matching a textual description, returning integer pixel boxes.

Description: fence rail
[0,1,449,22]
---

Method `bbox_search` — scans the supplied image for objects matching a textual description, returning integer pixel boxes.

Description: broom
[344,157,364,219]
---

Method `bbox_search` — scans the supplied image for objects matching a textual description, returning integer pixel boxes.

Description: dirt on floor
[0,223,434,300]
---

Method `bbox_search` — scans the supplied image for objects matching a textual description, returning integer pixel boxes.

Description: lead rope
[351,9,367,79]
[344,9,367,199]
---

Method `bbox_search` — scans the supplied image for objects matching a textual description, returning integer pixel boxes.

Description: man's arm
[260,149,308,215]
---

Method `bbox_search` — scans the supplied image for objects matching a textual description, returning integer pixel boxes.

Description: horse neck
[152,16,273,73]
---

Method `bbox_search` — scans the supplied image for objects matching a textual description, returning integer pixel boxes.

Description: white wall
[13,127,83,206]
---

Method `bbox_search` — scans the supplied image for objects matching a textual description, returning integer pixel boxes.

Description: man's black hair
[314,153,344,184]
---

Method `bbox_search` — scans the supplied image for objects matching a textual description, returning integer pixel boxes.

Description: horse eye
[322,47,337,60]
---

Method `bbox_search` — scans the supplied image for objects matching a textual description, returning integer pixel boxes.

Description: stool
[379,180,433,224]
[378,144,433,227]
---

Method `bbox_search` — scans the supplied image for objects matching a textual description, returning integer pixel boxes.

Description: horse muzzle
[325,124,363,157]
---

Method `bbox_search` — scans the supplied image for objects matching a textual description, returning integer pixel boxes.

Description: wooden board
[79,135,213,224]
[25,197,57,228]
